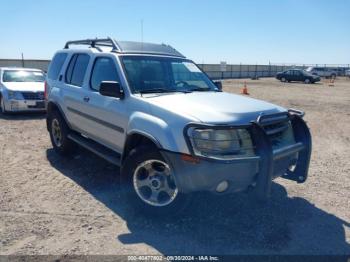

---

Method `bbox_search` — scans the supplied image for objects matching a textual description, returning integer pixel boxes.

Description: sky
[0,0,349,64]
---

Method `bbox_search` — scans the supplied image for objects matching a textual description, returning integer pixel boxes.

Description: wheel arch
[46,101,71,131]
[122,131,162,163]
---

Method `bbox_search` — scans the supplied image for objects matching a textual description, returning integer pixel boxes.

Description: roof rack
[63,37,185,58]
[64,37,120,52]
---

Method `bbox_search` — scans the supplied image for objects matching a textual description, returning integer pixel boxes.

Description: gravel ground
[0,77,349,255]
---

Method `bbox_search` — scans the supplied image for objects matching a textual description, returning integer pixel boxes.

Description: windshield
[2,70,45,82]
[121,56,218,93]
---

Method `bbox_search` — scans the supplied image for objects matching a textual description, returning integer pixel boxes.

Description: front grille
[259,114,295,149]
[21,91,44,100]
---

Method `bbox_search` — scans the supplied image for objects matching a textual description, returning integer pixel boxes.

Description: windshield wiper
[138,88,190,94]
[189,87,213,92]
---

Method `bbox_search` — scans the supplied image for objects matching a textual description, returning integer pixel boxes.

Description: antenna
[141,19,144,50]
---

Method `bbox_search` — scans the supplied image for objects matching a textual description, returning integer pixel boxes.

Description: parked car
[46,38,312,214]
[276,69,320,84]
[345,69,350,78]
[305,67,337,78]
[0,67,46,113]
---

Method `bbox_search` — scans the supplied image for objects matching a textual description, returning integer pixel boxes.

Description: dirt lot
[0,77,349,256]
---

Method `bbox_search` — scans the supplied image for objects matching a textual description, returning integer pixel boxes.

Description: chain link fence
[197,63,350,79]
[1,59,349,79]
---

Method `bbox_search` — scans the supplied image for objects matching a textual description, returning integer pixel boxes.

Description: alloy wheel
[51,119,62,147]
[133,159,178,207]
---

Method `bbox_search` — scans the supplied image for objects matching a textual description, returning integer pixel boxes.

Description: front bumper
[4,99,46,112]
[161,110,312,200]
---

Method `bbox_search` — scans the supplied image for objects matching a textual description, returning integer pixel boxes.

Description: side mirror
[213,80,222,91]
[99,81,124,99]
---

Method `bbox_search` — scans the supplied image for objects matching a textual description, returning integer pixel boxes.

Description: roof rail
[64,37,120,52]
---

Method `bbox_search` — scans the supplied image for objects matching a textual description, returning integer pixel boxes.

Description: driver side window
[90,57,120,91]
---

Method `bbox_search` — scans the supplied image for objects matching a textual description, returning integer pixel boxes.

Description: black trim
[67,106,124,133]
[64,37,120,52]
[249,122,273,201]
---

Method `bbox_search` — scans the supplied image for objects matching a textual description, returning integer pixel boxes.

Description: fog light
[216,180,229,193]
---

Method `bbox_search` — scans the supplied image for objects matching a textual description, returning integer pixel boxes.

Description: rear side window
[48,53,67,80]
[90,57,120,91]
[65,54,90,87]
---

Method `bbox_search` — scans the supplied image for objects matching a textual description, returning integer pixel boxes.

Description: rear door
[293,70,304,82]
[61,53,92,133]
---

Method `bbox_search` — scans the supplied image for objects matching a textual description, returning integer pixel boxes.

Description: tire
[48,110,74,155]
[121,146,191,216]
[281,77,286,82]
[304,78,311,84]
[0,95,7,114]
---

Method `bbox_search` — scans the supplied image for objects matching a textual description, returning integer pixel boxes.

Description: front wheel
[281,77,286,82]
[304,78,311,84]
[121,146,190,216]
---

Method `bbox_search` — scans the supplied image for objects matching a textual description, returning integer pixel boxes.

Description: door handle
[83,96,90,102]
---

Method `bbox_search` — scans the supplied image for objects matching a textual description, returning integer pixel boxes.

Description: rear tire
[121,146,190,216]
[48,110,74,155]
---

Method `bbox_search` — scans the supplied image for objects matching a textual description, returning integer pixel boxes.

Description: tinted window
[122,56,216,93]
[65,54,78,83]
[48,53,67,80]
[90,57,120,91]
[66,54,90,87]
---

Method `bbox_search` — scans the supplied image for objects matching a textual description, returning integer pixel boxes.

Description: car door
[293,70,303,82]
[60,53,93,134]
[281,70,290,81]
[78,55,128,152]
[286,70,292,81]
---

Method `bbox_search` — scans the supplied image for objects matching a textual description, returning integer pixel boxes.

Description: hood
[2,82,44,92]
[144,91,286,124]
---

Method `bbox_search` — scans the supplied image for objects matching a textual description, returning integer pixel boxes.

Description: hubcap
[133,159,178,207]
[51,119,62,147]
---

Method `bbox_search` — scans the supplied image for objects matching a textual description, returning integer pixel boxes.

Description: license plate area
[35,101,45,108]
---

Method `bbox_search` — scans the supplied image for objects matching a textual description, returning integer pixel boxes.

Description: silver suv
[305,66,337,78]
[46,38,312,214]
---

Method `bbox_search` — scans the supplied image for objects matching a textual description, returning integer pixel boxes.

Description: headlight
[188,128,255,159]
[8,91,24,100]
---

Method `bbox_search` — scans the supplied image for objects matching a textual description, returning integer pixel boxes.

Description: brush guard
[249,108,312,201]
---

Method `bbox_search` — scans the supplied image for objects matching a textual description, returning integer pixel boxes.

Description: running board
[68,133,122,166]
